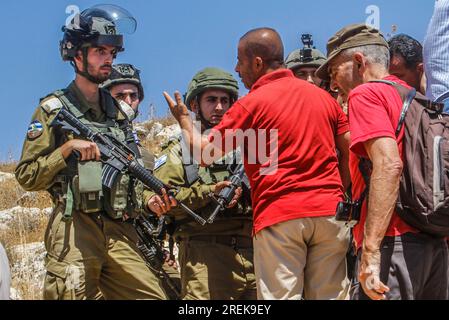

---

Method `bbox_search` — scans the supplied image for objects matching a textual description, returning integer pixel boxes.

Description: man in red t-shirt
[317,23,448,300]
[163,28,351,300]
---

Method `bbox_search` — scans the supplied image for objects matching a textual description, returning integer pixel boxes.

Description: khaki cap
[316,23,388,81]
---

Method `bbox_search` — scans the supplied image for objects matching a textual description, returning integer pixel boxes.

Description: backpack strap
[396,88,417,136]
[356,80,416,206]
[368,80,417,137]
[369,79,396,86]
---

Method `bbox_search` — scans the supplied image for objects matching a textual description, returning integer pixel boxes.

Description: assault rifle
[207,164,245,224]
[133,215,181,299]
[50,107,206,225]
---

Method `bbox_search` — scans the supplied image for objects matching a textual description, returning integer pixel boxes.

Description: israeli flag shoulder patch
[154,155,168,171]
[27,120,44,139]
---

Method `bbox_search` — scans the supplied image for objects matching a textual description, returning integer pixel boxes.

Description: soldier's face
[76,45,116,83]
[293,66,322,86]
[110,83,140,111]
[193,89,231,125]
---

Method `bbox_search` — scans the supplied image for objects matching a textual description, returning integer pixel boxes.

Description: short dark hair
[388,34,423,69]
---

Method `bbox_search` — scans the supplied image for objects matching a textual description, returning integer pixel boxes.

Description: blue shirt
[424,0,449,109]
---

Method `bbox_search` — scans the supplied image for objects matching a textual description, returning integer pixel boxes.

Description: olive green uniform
[143,137,256,300]
[15,82,167,300]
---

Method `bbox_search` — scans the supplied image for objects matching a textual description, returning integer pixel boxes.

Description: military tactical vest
[45,87,145,220]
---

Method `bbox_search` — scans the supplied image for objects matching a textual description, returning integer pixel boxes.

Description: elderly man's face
[329,53,360,98]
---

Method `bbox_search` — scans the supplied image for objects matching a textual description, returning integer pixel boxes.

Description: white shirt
[0,243,10,300]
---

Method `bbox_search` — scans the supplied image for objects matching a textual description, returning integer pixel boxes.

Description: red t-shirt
[348,75,418,249]
[208,69,349,234]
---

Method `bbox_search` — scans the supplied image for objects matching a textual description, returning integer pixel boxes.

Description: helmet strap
[73,46,104,84]
[194,97,214,131]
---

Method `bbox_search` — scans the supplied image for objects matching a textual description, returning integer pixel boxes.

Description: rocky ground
[0,117,178,300]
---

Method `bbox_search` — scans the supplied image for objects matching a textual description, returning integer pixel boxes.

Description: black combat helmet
[101,64,144,101]
[60,4,137,83]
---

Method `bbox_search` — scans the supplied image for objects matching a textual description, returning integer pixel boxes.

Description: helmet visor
[81,4,137,35]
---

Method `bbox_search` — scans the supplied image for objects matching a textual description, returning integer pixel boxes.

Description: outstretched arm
[163,91,224,166]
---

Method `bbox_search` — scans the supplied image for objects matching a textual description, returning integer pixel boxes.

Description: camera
[301,33,313,47]
[300,34,314,63]
[335,199,362,227]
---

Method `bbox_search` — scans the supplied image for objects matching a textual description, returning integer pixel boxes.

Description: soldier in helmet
[101,64,145,121]
[15,5,167,300]
[100,63,154,169]
[100,63,181,298]
[143,67,256,300]
[285,34,328,88]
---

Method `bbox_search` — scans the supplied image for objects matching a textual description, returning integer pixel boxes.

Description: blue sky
[0,0,434,161]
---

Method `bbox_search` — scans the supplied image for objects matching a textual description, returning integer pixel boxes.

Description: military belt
[185,235,253,249]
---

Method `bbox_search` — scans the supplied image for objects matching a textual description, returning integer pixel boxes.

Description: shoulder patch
[40,97,63,114]
[153,155,168,171]
[27,120,43,139]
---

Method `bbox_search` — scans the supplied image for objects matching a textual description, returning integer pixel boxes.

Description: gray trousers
[351,232,448,300]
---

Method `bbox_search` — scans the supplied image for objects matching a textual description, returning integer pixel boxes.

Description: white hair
[342,44,390,69]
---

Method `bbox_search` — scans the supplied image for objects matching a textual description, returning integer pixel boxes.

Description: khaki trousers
[43,206,167,300]
[254,216,350,300]
[178,238,256,300]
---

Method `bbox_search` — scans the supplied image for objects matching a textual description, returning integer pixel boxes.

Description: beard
[86,63,111,84]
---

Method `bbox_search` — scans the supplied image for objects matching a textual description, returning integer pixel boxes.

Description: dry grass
[0,161,50,300]
[0,176,52,211]
[141,135,171,156]
[0,178,24,211]
[0,206,49,300]
[0,162,17,173]
[140,115,178,156]
[1,210,48,248]
[143,114,177,131]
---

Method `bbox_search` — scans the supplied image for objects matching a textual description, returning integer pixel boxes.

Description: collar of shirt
[250,69,294,92]
[382,74,411,89]
[68,81,104,116]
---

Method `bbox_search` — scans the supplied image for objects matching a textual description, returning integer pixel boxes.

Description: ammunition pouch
[74,161,103,214]
[129,177,146,218]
